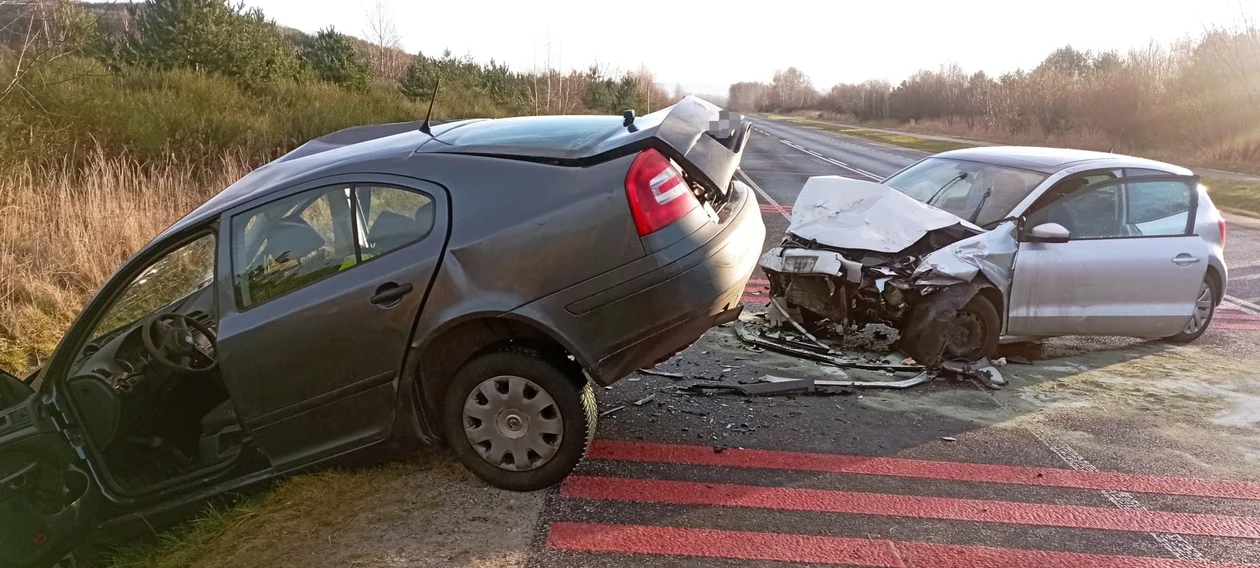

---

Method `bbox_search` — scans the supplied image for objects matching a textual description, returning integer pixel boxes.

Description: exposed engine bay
[68,285,241,490]
[759,177,1019,367]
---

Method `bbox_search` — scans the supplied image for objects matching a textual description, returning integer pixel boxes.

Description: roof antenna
[419,76,441,136]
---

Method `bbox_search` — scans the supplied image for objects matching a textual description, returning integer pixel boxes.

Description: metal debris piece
[633,393,657,406]
[735,321,924,372]
[761,372,934,390]
[637,368,685,379]
[599,405,626,417]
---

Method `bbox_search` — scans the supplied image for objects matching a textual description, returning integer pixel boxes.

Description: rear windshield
[884,157,1047,226]
[440,115,624,151]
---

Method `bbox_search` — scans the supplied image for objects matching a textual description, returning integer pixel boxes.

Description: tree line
[729,26,1260,165]
[0,0,677,167]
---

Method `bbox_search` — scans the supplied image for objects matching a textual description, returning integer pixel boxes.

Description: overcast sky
[243,0,1254,96]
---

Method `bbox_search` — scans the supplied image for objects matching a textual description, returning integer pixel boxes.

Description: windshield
[89,235,217,342]
[884,158,1047,227]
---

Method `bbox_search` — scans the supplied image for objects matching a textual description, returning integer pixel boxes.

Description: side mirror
[1028,222,1070,243]
[0,368,34,408]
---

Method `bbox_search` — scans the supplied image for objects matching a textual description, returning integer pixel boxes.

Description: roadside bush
[126,0,298,84]
[301,27,371,90]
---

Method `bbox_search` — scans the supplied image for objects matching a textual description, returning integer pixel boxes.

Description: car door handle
[370,282,413,306]
[1,462,38,494]
[1171,254,1201,266]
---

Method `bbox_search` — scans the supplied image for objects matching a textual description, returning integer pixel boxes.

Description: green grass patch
[765,114,977,153]
[1203,177,1260,218]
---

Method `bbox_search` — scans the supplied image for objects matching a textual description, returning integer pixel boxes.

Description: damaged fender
[913,221,1019,299]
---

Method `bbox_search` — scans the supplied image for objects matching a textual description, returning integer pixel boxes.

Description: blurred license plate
[783,256,818,272]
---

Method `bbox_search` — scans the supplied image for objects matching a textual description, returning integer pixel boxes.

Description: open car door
[0,369,101,568]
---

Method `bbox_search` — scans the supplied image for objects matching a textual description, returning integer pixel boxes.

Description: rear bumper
[509,182,764,386]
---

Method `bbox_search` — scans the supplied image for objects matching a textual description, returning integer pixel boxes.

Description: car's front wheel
[443,346,596,492]
[1164,279,1217,344]
[943,294,1000,362]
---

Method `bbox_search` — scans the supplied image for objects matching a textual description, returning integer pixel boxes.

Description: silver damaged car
[760,146,1229,366]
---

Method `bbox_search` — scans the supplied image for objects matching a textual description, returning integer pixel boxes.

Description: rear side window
[355,186,435,257]
[232,184,435,309]
[1126,180,1192,236]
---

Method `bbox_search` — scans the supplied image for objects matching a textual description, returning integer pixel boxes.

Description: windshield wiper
[926,172,968,205]
[967,186,992,224]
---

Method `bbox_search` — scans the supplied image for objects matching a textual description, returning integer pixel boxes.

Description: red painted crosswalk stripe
[562,476,1260,539]
[1215,310,1260,321]
[547,522,1256,568]
[588,440,1260,500]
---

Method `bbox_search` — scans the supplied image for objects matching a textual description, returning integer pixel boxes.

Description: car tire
[944,294,1000,362]
[443,346,596,492]
[1163,278,1217,344]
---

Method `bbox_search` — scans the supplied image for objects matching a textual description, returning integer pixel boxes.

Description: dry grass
[0,154,250,372]
[104,449,540,568]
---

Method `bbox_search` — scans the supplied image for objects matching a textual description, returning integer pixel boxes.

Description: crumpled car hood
[786,177,977,253]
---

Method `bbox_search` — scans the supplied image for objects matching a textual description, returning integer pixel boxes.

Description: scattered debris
[633,393,657,406]
[599,405,626,417]
[1005,355,1034,365]
[735,322,924,373]
[992,357,1007,367]
[901,357,917,365]
[941,358,1007,389]
[941,436,957,442]
[637,368,685,379]
[771,297,830,351]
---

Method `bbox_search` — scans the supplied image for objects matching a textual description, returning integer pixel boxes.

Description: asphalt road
[531,117,1260,568]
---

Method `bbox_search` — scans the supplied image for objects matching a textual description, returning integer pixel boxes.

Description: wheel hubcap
[463,375,563,472]
[1183,283,1213,334]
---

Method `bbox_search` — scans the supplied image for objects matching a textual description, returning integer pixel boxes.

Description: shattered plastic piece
[941,436,957,442]
[782,177,977,253]
[941,358,1007,389]
[684,380,815,396]
[633,393,657,406]
[637,368,685,379]
[901,357,917,365]
[599,405,626,417]
[992,357,1007,367]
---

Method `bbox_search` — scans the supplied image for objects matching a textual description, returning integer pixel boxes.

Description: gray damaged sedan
[0,97,764,567]
[761,147,1228,366]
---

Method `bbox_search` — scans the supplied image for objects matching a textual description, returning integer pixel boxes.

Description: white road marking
[775,139,883,181]
[736,169,792,222]
[1225,295,1260,315]
[981,388,1207,562]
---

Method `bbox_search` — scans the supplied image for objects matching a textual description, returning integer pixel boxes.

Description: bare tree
[1,0,97,108]
[362,0,406,80]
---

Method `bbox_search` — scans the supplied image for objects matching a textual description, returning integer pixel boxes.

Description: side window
[1026,183,1123,240]
[355,186,435,257]
[1125,180,1192,236]
[232,186,356,308]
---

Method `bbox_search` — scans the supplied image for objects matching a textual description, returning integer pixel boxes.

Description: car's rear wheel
[443,347,595,492]
[943,294,1000,362]
[1164,279,1217,344]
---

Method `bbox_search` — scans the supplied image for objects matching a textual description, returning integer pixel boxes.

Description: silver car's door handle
[1172,254,1201,266]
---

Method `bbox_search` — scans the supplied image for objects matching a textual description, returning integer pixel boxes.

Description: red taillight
[625,149,699,236]
[1219,218,1227,247]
